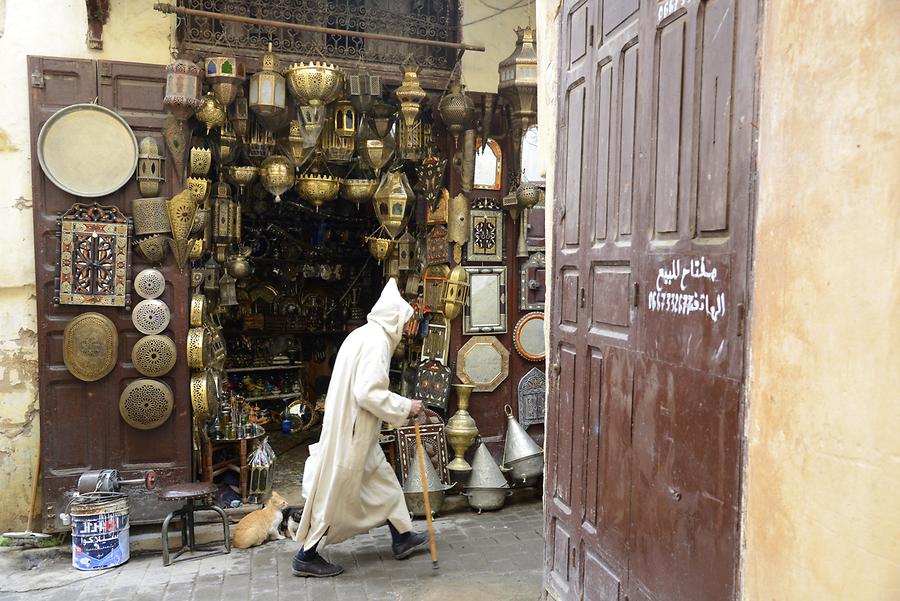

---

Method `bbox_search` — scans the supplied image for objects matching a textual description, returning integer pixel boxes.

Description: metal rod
[154,3,486,53]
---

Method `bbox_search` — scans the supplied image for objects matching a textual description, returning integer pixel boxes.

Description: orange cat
[232,491,289,549]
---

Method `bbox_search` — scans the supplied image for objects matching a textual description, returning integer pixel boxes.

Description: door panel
[30,56,191,530]
[547,0,757,599]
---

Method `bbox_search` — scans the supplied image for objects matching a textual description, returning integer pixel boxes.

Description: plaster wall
[743,1,900,599]
[0,0,172,531]
[461,0,536,92]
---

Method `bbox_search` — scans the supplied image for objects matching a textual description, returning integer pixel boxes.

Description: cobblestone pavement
[1,499,544,601]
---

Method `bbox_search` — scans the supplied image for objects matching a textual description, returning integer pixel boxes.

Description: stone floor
[0,499,544,601]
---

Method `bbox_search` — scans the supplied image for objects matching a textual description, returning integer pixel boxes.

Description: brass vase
[446,384,478,472]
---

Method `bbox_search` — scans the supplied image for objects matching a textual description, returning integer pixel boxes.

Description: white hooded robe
[293,278,414,550]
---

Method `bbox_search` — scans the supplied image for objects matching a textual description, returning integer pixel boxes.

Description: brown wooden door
[29,56,191,530]
[546,1,758,599]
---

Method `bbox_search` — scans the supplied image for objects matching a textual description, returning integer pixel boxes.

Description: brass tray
[132,335,177,377]
[63,312,118,382]
[37,104,138,197]
[119,379,173,430]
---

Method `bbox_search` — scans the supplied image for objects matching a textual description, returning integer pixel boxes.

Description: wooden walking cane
[413,416,439,569]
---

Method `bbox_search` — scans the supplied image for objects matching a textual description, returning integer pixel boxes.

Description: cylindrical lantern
[249,42,287,120]
[442,265,469,320]
[498,26,538,164]
[137,136,165,198]
[164,59,203,121]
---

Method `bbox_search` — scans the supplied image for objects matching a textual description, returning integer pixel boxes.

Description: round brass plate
[132,299,170,335]
[134,268,165,299]
[37,104,138,197]
[63,312,118,382]
[132,335,177,377]
[119,379,173,430]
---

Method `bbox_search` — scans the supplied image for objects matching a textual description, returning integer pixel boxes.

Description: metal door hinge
[737,303,745,337]
[632,282,640,307]
[31,68,44,88]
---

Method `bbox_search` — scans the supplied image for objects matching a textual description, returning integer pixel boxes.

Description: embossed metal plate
[132,335,177,377]
[119,379,173,430]
[63,312,118,382]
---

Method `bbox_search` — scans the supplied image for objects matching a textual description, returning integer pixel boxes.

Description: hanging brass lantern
[296,174,341,210]
[398,118,427,162]
[394,63,426,128]
[498,26,538,161]
[397,230,416,271]
[196,92,226,134]
[371,100,396,138]
[439,82,474,146]
[249,42,287,121]
[247,120,276,166]
[340,177,379,206]
[259,155,294,203]
[322,100,356,163]
[226,165,258,199]
[137,136,165,198]
[349,73,380,116]
[286,62,345,107]
[219,272,238,306]
[442,265,470,320]
[373,171,415,239]
[357,118,395,174]
[164,59,203,121]
[212,179,237,262]
[364,228,394,264]
[283,119,313,168]
[448,192,470,263]
[205,56,245,108]
[203,256,220,296]
[215,120,239,166]
[230,89,250,140]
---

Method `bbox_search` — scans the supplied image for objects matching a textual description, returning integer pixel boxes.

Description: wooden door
[29,56,191,530]
[546,1,758,599]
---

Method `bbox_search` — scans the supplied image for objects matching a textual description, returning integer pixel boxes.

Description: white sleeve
[352,342,412,428]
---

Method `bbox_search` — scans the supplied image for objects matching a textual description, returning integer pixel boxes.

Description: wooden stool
[159,482,230,566]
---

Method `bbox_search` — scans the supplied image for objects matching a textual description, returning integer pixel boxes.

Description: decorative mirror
[517,367,546,427]
[514,312,545,361]
[520,125,544,185]
[463,266,507,334]
[422,314,450,365]
[467,198,504,262]
[474,138,502,190]
[520,251,546,311]
[423,264,450,313]
[414,359,452,412]
[457,336,509,393]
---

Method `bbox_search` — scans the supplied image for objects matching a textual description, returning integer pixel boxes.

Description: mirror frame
[463,266,507,335]
[467,197,504,263]
[457,335,510,393]
[513,312,545,361]
[473,137,503,190]
[520,251,546,311]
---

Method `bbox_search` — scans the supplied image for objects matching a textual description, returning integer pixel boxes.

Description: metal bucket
[70,492,130,571]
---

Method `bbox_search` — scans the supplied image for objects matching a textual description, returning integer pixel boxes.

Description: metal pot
[501,452,544,486]
[404,489,449,518]
[463,487,512,513]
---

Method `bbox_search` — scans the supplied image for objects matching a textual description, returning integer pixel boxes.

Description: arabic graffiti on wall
[649,257,726,322]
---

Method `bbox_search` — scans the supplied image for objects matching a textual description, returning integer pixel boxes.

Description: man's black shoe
[392,531,429,560]
[291,554,344,577]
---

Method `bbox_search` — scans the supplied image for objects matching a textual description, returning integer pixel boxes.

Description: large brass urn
[446,384,478,472]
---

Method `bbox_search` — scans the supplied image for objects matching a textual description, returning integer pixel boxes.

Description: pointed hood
[367,278,413,348]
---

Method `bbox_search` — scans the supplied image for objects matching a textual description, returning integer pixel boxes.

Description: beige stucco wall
[743,1,900,599]
[0,0,173,532]
[461,0,536,93]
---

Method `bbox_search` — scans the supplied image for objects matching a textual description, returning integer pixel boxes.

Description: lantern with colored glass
[249,42,287,122]
[442,265,470,320]
[137,136,165,198]
[205,56,245,108]
[498,26,538,163]
[164,59,203,121]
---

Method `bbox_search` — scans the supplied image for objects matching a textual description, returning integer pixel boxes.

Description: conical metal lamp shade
[502,404,543,465]
[402,445,444,493]
[467,443,509,489]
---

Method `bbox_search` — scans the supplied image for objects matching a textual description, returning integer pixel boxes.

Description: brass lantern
[249,42,287,121]
[219,272,238,306]
[394,64,426,128]
[137,136,165,198]
[322,100,356,163]
[448,193,470,263]
[164,59,203,121]
[215,120,239,166]
[285,62,345,107]
[357,118,395,174]
[398,118,427,162]
[205,56,245,108]
[442,265,469,320]
[397,230,415,271]
[283,119,314,169]
[260,155,295,203]
[439,83,474,146]
[203,257,220,296]
[364,228,394,264]
[373,171,415,239]
[196,92,227,134]
[498,26,538,159]
[212,179,237,262]
[349,73,380,116]
[297,105,326,147]
[230,89,250,140]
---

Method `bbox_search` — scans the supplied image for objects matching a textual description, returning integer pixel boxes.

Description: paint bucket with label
[69,492,130,571]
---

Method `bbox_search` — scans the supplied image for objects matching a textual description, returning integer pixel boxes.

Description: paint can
[69,492,130,571]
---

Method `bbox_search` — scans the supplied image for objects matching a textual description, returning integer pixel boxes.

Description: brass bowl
[285,62,345,107]
[296,174,341,209]
[227,165,259,188]
[340,178,379,204]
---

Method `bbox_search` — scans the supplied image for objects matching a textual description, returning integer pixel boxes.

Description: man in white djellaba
[291,278,428,577]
